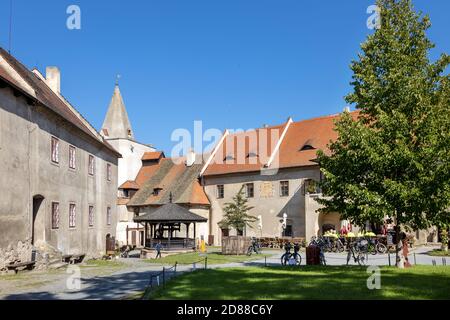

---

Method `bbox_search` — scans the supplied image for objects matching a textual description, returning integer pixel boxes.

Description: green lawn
[428,249,450,257]
[144,251,271,265]
[150,265,450,300]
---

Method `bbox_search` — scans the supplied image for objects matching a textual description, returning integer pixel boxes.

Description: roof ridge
[291,110,360,125]
[0,47,121,157]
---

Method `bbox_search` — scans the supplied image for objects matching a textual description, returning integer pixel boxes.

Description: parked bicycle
[247,237,261,256]
[346,240,369,265]
[119,245,131,258]
[280,242,302,266]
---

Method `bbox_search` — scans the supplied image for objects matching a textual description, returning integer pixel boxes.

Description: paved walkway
[0,245,445,300]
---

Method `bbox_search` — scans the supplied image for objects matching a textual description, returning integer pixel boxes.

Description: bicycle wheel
[357,252,369,266]
[369,244,377,255]
[377,243,387,254]
[247,246,253,256]
[294,253,302,266]
[281,254,288,266]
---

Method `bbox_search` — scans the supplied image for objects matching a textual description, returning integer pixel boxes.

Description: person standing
[155,241,162,259]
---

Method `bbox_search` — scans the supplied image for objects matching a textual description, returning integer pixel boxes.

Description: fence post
[388,252,391,266]
[414,253,417,265]
[162,267,165,289]
[205,257,208,269]
[265,256,267,267]
[175,262,177,274]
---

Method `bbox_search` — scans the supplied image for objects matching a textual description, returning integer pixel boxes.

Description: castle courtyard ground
[0,245,447,300]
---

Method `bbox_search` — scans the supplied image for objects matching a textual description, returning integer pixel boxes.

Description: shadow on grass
[150,265,450,300]
[1,269,162,300]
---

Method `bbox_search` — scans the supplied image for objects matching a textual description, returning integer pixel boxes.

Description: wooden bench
[6,261,36,274]
[69,254,85,264]
[62,254,86,264]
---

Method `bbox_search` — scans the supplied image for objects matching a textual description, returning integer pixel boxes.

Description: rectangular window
[51,137,59,163]
[107,163,112,181]
[69,203,76,228]
[245,183,254,198]
[280,181,289,197]
[51,202,60,229]
[217,185,224,199]
[88,206,94,227]
[69,145,76,169]
[106,207,112,226]
[88,155,95,175]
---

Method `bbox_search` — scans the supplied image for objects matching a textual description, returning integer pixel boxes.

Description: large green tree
[220,186,256,234]
[316,0,449,265]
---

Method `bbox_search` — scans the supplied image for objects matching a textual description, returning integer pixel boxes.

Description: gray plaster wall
[0,86,119,260]
[202,167,324,245]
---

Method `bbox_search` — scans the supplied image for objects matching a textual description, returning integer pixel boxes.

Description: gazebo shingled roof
[134,203,207,224]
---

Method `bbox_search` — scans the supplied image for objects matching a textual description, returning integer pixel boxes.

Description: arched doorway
[32,195,45,245]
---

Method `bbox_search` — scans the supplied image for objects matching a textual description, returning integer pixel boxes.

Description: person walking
[155,241,162,259]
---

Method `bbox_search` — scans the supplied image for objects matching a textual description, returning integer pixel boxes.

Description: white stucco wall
[106,138,154,186]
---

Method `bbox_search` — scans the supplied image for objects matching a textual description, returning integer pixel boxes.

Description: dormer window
[224,155,235,161]
[300,144,315,151]
[127,129,132,137]
[153,188,163,196]
[247,152,258,158]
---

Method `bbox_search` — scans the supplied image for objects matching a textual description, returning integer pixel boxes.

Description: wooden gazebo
[134,203,207,250]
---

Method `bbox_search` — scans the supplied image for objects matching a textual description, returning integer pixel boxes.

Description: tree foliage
[220,186,256,233]
[316,0,450,231]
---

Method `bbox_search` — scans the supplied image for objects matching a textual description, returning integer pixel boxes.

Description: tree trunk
[395,223,405,268]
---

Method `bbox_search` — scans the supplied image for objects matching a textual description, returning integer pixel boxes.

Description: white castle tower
[101,81,155,247]
[101,82,155,186]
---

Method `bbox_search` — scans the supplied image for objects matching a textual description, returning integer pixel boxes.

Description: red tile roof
[202,111,360,176]
[142,151,165,161]
[128,158,210,207]
[119,180,140,190]
[203,123,288,176]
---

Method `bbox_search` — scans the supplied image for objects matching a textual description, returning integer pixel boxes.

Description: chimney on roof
[186,149,196,167]
[343,106,351,113]
[46,66,61,94]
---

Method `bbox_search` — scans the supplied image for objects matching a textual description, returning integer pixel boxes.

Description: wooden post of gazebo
[144,222,148,247]
[194,223,197,248]
[185,223,190,248]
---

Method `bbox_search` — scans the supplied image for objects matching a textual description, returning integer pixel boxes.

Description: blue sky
[0,0,448,153]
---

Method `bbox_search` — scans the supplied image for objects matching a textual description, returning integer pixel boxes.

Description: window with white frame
[88,155,95,175]
[107,163,112,181]
[69,203,76,228]
[217,185,224,199]
[51,137,59,163]
[245,183,254,198]
[69,145,76,169]
[280,181,289,197]
[88,205,94,227]
[106,207,112,225]
[51,202,60,229]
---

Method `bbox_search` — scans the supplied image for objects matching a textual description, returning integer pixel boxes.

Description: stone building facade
[0,48,120,267]
[199,114,349,245]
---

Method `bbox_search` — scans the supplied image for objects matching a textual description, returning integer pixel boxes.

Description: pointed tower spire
[101,81,134,140]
